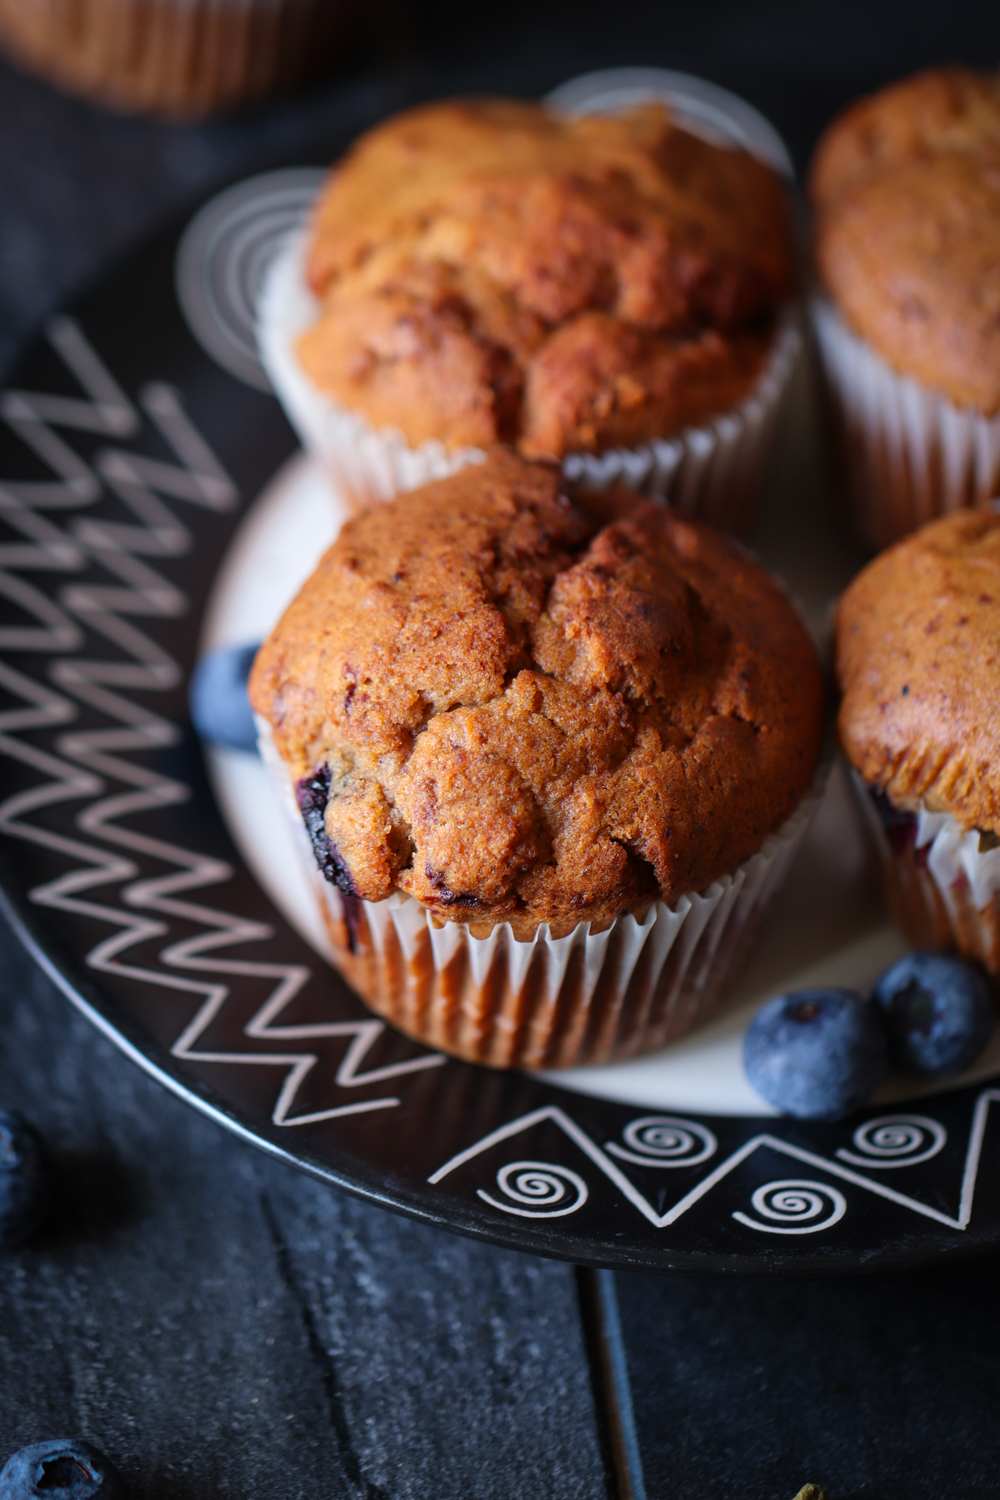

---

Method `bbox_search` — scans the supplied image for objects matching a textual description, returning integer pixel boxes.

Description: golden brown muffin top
[810,67,1000,207]
[811,68,1000,413]
[837,508,1000,832]
[250,451,824,934]
[297,99,793,459]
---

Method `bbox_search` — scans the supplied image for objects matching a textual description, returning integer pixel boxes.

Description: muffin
[836,507,1000,973]
[258,95,799,530]
[0,0,354,117]
[249,449,825,1068]
[810,67,1000,550]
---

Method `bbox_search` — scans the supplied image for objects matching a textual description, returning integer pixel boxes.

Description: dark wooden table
[1,5,999,1496]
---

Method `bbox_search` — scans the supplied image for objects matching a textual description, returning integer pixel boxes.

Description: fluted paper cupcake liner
[257,228,800,529]
[853,772,1000,974]
[259,719,825,1069]
[0,0,354,117]
[562,312,800,531]
[813,299,1000,551]
[256,230,488,512]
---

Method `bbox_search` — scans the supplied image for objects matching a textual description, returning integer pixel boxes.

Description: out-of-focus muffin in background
[258,93,800,531]
[810,66,1000,550]
[0,0,357,117]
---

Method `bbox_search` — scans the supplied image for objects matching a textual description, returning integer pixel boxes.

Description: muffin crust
[250,450,823,933]
[298,99,793,458]
[810,67,1000,208]
[812,68,1000,413]
[836,508,1000,831]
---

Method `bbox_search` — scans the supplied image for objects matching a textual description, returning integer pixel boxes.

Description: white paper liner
[257,225,800,528]
[256,229,487,508]
[812,299,1000,547]
[562,311,800,527]
[914,807,1000,916]
[258,716,825,1067]
[853,771,1000,972]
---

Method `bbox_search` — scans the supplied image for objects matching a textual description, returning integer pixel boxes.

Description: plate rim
[1,169,1000,1278]
[7,867,1000,1279]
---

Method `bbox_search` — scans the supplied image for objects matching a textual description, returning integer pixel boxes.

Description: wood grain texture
[0,914,609,1498]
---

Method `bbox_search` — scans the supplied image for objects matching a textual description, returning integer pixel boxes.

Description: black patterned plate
[2,167,1000,1276]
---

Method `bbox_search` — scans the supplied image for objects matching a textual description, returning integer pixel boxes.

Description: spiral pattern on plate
[175,168,326,392]
[606,1115,717,1168]
[732,1178,847,1235]
[836,1114,947,1169]
[476,1160,589,1219]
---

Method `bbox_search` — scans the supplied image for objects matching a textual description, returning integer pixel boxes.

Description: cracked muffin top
[296,98,793,460]
[837,508,1000,833]
[249,450,823,934]
[810,68,1000,413]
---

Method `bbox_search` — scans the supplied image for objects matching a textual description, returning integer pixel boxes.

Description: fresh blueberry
[873,951,995,1076]
[188,643,260,751]
[0,1440,128,1500]
[743,989,887,1120]
[0,1111,49,1248]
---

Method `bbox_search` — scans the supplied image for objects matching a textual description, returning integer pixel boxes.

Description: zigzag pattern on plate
[0,317,442,1128]
[3,315,998,1248]
[430,1097,1000,1235]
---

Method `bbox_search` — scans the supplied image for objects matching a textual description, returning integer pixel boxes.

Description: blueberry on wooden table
[743,989,887,1120]
[873,952,995,1076]
[0,1440,128,1500]
[0,1111,49,1248]
[188,642,260,751]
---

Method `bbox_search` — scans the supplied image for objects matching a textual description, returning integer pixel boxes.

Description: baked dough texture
[837,508,1000,831]
[811,67,1000,413]
[297,99,793,458]
[250,450,824,934]
[810,67,1000,207]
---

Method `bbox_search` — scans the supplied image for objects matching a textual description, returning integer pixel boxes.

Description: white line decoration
[478,1161,590,1219]
[0,315,443,1130]
[174,168,325,392]
[732,1180,847,1235]
[429,1095,1000,1236]
[836,1115,947,1170]
[605,1115,717,1169]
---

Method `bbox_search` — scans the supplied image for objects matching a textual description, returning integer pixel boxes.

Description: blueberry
[188,643,260,751]
[0,1440,128,1500]
[0,1111,49,1249]
[873,951,995,1076]
[743,989,887,1120]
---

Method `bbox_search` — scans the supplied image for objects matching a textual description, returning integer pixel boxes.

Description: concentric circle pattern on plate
[175,168,326,392]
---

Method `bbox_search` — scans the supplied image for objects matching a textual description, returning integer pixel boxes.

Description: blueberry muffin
[836,507,1000,972]
[250,448,825,1067]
